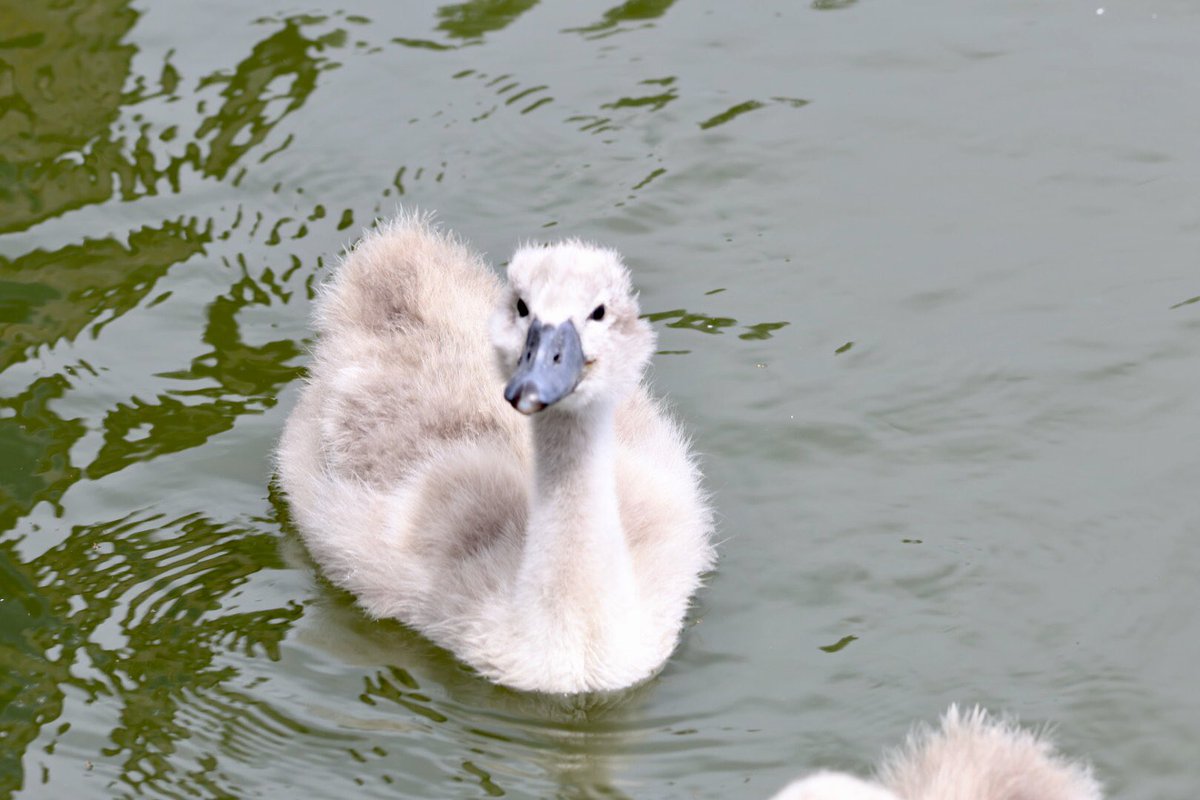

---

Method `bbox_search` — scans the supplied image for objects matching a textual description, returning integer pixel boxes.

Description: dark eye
[590,304,605,321]
[516,298,529,318]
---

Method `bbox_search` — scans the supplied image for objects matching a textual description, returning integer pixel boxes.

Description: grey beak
[504,319,584,414]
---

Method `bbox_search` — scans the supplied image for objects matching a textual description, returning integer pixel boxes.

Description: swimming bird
[277,213,715,693]
[771,705,1102,800]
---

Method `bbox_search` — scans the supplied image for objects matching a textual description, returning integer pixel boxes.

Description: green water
[2,0,1198,797]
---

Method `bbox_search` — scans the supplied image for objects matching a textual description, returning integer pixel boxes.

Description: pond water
[2,0,1198,797]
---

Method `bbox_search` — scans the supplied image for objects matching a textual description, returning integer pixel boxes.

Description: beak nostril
[505,318,582,413]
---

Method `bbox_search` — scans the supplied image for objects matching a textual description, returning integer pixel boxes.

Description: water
[2,0,1198,796]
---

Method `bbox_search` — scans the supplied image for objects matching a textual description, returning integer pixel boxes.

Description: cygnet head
[491,241,655,415]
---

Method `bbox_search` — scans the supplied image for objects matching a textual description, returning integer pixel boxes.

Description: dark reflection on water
[645,308,791,340]
[0,0,348,533]
[1169,294,1198,310]
[0,257,304,532]
[0,0,139,233]
[195,19,343,181]
[603,77,678,113]
[0,5,352,793]
[565,0,678,37]
[0,222,209,373]
[436,0,541,41]
[88,270,305,480]
[0,1,344,234]
[423,38,810,144]
[698,100,766,131]
[0,511,303,797]
[0,375,84,533]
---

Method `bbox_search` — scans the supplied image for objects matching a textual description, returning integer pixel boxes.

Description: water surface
[2,0,1199,797]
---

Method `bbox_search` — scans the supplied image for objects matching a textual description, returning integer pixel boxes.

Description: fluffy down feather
[771,705,1102,800]
[277,212,715,693]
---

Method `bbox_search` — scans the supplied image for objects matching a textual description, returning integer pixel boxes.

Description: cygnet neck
[521,397,633,604]
[531,400,617,496]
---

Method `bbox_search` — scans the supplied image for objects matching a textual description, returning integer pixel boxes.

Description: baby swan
[772,705,1102,800]
[278,213,714,693]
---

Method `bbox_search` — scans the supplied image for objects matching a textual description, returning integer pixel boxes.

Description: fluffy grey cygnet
[772,705,1103,800]
[278,213,714,693]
